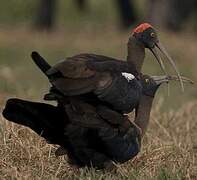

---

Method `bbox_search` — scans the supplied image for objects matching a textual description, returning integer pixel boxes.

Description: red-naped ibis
[30,23,184,114]
[2,75,192,169]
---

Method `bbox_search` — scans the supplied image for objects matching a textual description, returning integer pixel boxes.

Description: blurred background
[0,0,196,110]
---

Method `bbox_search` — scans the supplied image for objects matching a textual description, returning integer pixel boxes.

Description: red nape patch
[133,23,152,33]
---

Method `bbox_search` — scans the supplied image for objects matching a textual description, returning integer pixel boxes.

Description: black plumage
[30,23,184,113]
[3,75,184,169]
[31,51,142,114]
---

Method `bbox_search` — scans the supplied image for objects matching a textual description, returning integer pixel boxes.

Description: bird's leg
[64,100,109,129]
[96,105,142,136]
[96,105,126,126]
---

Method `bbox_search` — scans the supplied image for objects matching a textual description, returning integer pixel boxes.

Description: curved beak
[150,42,184,92]
[151,75,194,86]
[150,47,167,75]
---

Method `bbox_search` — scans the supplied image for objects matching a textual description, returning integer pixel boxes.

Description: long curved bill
[155,42,184,92]
[168,75,194,84]
[150,47,170,95]
[151,75,194,86]
[150,48,167,75]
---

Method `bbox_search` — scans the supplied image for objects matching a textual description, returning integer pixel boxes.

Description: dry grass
[0,94,197,179]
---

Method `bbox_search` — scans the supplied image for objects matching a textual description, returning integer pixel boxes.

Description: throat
[127,36,145,74]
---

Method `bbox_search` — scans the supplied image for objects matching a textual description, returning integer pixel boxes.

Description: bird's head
[140,74,194,97]
[132,23,158,49]
[130,23,184,92]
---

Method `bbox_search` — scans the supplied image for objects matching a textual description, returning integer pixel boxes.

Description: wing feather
[44,53,132,96]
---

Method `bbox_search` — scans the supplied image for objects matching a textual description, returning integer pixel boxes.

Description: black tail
[2,98,68,145]
[31,51,51,76]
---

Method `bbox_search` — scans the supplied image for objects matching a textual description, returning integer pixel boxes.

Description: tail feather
[31,51,51,76]
[2,98,67,145]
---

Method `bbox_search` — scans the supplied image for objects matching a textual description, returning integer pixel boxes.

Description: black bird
[31,23,184,114]
[2,75,192,169]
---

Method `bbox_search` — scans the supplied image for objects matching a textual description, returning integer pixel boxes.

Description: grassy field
[0,94,197,179]
[0,0,197,179]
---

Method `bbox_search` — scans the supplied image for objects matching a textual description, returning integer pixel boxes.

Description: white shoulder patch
[121,72,135,82]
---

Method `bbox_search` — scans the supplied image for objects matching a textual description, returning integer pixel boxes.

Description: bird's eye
[150,32,155,37]
[145,79,149,83]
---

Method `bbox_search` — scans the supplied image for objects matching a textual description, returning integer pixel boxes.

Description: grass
[0,96,196,179]
[0,0,197,179]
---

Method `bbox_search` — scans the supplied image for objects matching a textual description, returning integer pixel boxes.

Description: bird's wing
[82,54,137,73]
[64,98,131,128]
[46,53,130,78]
[64,98,109,129]
[31,52,136,96]
[45,53,131,96]
[47,56,95,79]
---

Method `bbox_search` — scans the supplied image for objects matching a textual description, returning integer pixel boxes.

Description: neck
[134,95,154,137]
[127,36,145,74]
